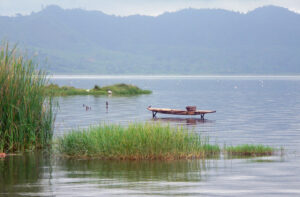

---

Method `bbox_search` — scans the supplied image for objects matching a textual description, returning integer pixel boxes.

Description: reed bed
[0,42,54,152]
[100,83,152,95]
[57,123,220,160]
[45,83,152,96]
[225,144,275,156]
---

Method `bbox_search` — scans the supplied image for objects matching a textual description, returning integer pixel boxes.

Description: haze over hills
[0,5,300,74]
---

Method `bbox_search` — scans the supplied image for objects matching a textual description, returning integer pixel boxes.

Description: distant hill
[1,5,300,74]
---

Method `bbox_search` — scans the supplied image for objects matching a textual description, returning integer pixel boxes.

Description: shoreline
[48,75,300,80]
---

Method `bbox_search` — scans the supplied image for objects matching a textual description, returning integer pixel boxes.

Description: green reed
[225,144,275,156]
[0,42,54,152]
[57,123,220,160]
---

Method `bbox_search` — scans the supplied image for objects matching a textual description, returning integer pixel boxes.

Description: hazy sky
[1,0,300,16]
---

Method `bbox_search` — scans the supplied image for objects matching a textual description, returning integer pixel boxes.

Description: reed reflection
[0,151,51,196]
[59,159,217,183]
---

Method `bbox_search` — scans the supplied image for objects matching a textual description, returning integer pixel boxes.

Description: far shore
[48,75,300,80]
[45,83,152,96]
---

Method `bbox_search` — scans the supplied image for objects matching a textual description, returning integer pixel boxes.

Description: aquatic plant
[93,85,101,90]
[57,123,220,160]
[45,83,151,96]
[45,84,95,96]
[225,144,275,156]
[99,83,152,95]
[0,42,54,152]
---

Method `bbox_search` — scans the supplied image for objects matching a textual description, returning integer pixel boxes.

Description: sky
[1,0,300,16]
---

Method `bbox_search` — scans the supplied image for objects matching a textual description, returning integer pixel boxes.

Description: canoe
[147,107,216,119]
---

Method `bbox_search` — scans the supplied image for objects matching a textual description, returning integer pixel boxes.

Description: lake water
[1,76,300,196]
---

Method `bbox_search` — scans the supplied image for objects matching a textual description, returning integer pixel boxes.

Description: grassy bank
[45,83,152,96]
[57,123,220,160]
[0,43,54,152]
[225,144,275,156]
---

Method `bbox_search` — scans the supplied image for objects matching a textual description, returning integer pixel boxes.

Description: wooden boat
[147,106,216,119]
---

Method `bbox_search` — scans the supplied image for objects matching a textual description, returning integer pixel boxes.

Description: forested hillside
[1,5,299,74]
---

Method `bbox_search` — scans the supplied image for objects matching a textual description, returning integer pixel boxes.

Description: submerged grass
[0,42,54,152]
[45,83,152,96]
[225,144,275,156]
[249,159,277,163]
[57,123,220,160]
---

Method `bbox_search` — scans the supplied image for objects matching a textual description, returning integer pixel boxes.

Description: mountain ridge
[0,5,299,74]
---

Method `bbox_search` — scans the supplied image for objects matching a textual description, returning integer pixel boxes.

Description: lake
[1,76,300,196]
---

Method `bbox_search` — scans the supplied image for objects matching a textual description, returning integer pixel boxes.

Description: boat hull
[147,107,216,119]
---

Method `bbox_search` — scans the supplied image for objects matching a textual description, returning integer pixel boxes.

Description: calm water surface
[1,76,300,196]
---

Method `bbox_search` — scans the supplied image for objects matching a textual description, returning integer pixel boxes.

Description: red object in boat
[186,106,196,111]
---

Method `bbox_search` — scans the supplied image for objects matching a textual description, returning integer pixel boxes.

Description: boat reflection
[151,117,215,125]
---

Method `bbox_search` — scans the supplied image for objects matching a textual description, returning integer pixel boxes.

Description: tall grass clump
[0,42,54,152]
[58,123,220,160]
[225,144,275,156]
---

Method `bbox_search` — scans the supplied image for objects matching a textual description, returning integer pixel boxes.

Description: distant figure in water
[84,104,91,111]
[106,101,109,113]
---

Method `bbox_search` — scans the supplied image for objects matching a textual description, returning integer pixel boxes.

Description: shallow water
[1,76,300,196]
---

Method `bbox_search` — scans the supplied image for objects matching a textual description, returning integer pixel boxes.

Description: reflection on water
[1,153,298,196]
[0,153,217,196]
[152,117,215,125]
[0,152,51,196]
[60,159,212,183]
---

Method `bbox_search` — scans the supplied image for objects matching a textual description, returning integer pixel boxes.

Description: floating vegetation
[57,123,220,160]
[0,42,54,152]
[225,144,275,157]
[45,83,152,96]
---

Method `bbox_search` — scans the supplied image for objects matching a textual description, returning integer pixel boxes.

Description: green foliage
[57,123,220,160]
[45,84,102,96]
[94,85,101,90]
[98,83,152,95]
[57,123,277,160]
[225,144,275,156]
[0,42,54,152]
[45,83,152,96]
